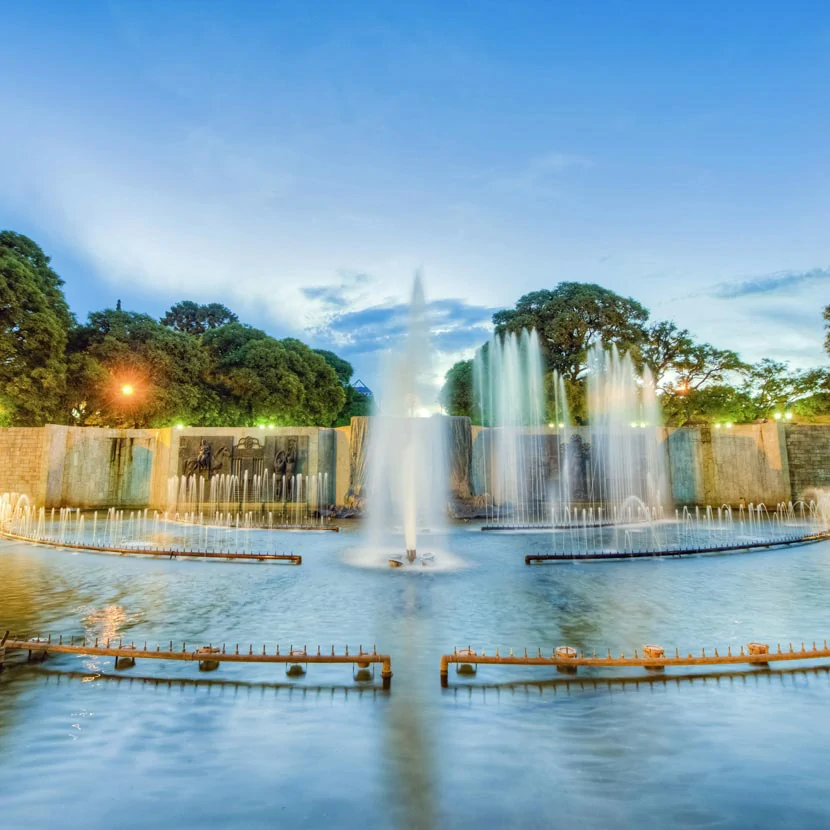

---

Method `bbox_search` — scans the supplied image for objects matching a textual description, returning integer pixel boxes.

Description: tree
[672,343,746,392]
[314,349,354,386]
[661,384,753,426]
[640,321,695,389]
[740,360,828,420]
[493,283,650,382]
[0,231,73,425]
[161,301,238,335]
[202,324,345,425]
[313,349,373,425]
[440,360,474,417]
[336,386,372,426]
[67,308,215,427]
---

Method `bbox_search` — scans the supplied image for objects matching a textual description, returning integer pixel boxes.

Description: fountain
[473,334,670,530]
[362,274,447,568]
[585,344,669,521]
[473,329,553,527]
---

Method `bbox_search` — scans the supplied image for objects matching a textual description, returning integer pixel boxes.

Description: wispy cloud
[487,151,592,194]
[301,272,374,312]
[707,267,830,299]
[311,296,497,359]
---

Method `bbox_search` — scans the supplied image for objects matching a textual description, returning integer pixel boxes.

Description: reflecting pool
[2,525,830,829]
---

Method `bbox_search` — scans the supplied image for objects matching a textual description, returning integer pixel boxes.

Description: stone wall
[785,425,830,500]
[0,421,827,509]
[0,428,48,502]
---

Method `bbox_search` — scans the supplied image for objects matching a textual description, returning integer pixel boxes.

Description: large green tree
[67,308,215,427]
[493,283,650,382]
[202,324,345,425]
[440,359,474,417]
[0,231,73,425]
[314,349,372,425]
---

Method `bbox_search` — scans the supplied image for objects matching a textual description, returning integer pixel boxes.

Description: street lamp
[121,384,134,397]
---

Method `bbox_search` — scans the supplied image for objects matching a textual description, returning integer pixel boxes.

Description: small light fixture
[558,422,565,429]
[785,412,793,421]
[121,384,134,396]
[715,423,722,429]
[175,423,184,430]
[639,421,647,428]
[773,412,782,421]
[268,423,275,429]
[259,425,265,430]
[726,422,733,429]
[548,423,554,428]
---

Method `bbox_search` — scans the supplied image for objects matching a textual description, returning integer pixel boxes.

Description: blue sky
[1,0,829,389]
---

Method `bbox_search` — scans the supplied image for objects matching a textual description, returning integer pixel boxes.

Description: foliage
[314,349,354,386]
[493,283,650,381]
[161,301,238,335]
[201,325,345,426]
[336,386,372,426]
[67,309,215,427]
[439,360,474,417]
[0,232,73,425]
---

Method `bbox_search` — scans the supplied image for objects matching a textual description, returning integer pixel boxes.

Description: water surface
[1,525,829,829]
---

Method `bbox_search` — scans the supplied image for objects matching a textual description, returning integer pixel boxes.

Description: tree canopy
[0,232,74,425]
[442,280,830,426]
[3,229,829,430]
[161,301,238,335]
[493,283,649,382]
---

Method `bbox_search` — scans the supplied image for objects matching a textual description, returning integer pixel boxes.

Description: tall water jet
[364,274,447,566]
[473,330,554,527]
[586,344,670,522]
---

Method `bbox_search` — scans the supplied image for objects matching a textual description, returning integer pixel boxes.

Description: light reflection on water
[2,526,830,829]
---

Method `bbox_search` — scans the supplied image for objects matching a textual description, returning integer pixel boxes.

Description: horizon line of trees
[440,282,830,427]
[0,230,370,428]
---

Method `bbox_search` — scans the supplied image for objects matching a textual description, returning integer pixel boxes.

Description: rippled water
[2,525,830,829]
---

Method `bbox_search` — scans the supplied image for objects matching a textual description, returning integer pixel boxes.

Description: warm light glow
[558,422,565,429]
[268,423,275,429]
[175,423,184,430]
[548,422,554,428]
[715,423,722,429]
[774,412,782,420]
[785,412,793,420]
[676,381,689,395]
[726,422,733,429]
[259,424,265,429]
[121,384,134,396]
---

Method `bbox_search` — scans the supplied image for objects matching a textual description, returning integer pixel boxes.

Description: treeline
[0,231,370,428]
[441,283,830,426]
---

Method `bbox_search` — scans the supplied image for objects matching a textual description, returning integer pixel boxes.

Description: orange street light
[121,384,135,397]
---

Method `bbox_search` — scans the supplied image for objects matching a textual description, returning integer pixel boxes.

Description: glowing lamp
[773,412,782,421]
[785,412,793,421]
[121,384,134,397]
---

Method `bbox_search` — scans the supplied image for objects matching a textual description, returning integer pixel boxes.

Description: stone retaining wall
[0,421,827,509]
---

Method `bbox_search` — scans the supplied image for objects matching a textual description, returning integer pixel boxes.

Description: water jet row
[524,529,830,563]
[439,639,830,686]
[0,633,391,688]
[0,530,302,564]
